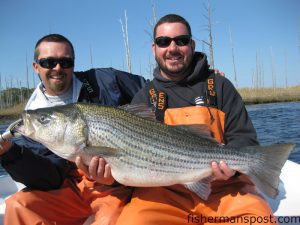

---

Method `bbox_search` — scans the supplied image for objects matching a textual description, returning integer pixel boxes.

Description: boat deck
[1,160,300,225]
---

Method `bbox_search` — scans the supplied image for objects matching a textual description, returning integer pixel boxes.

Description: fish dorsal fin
[173,124,217,143]
[119,104,157,121]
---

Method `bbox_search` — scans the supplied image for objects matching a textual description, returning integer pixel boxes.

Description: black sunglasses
[36,57,74,69]
[154,35,191,48]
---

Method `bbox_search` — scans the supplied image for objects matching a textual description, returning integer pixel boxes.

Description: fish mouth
[14,113,35,136]
[6,118,24,136]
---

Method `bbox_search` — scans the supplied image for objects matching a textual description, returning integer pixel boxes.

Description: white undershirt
[43,86,73,107]
[25,74,83,110]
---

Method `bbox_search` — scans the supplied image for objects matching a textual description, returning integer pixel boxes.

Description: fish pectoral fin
[184,176,214,201]
[83,146,120,157]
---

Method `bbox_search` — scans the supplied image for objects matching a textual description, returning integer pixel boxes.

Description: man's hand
[0,140,12,156]
[211,160,236,181]
[75,156,115,185]
[214,69,225,76]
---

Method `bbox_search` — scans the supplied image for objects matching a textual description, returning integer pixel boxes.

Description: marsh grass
[238,85,300,104]
[0,86,299,123]
[0,103,25,122]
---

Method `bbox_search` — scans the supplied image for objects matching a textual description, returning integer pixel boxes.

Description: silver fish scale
[79,105,252,175]
[19,103,295,196]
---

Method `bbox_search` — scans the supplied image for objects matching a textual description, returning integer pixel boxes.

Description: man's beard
[48,73,68,94]
[50,82,66,93]
[155,55,192,80]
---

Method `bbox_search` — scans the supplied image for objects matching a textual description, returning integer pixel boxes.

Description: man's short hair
[153,14,192,39]
[34,34,75,60]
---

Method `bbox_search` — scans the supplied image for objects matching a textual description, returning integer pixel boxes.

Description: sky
[0,0,299,88]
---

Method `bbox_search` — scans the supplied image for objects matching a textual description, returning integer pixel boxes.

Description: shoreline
[0,103,25,125]
[1,85,300,125]
[238,85,300,105]
[1,100,299,125]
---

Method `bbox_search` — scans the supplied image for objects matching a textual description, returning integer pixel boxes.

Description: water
[246,102,300,164]
[0,102,299,176]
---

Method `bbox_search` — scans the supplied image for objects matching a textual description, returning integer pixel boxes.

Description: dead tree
[256,50,262,89]
[120,10,132,73]
[261,60,265,88]
[229,26,238,87]
[17,79,24,104]
[270,47,277,90]
[285,51,288,88]
[0,73,2,109]
[26,51,30,98]
[150,0,157,28]
[255,51,259,89]
[142,0,158,79]
[251,69,255,89]
[298,22,300,56]
[202,0,214,69]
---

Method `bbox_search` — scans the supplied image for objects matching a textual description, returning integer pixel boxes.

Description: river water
[0,102,299,176]
[246,101,300,164]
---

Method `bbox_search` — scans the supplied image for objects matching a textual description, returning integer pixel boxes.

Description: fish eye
[38,114,51,124]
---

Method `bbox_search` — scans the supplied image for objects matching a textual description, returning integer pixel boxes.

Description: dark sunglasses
[36,57,74,69]
[154,35,191,48]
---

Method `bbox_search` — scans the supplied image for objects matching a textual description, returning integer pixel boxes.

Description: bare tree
[150,0,157,29]
[120,10,132,73]
[285,51,288,88]
[255,51,259,89]
[251,68,255,89]
[261,60,265,88]
[26,51,30,98]
[298,26,300,57]
[32,71,36,88]
[0,73,2,109]
[229,25,237,87]
[144,0,157,40]
[256,50,263,89]
[146,0,158,79]
[17,79,24,103]
[141,0,158,79]
[270,47,277,90]
[202,0,214,68]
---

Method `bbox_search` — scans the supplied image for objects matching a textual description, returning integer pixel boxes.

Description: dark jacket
[0,68,147,190]
[132,52,258,147]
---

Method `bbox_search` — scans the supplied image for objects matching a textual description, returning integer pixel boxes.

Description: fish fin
[243,143,295,198]
[119,104,157,121]
[83,146,120,157]
[184,176,214,201]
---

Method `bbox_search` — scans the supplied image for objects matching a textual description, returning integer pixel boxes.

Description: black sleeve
[131,85,152,105]
[114,69,149,105]
[0,136,74,190]
[218,77,259,147]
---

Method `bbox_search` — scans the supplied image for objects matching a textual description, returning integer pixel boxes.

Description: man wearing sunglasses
[0,34,146,225]
[115,14,276,225]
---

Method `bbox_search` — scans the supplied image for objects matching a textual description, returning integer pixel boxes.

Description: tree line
[0,87,33,109]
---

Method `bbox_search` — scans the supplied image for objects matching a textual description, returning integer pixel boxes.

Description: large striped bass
[17,103,294,200]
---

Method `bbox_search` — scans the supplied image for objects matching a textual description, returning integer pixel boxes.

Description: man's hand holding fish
[75,155,115,185]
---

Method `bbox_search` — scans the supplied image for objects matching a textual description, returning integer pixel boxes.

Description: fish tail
[245,143,294,198]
